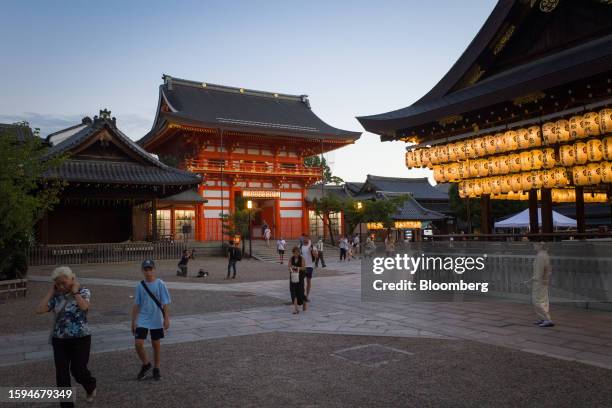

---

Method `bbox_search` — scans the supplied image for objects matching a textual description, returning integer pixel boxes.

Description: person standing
[226,240,242,279]
[132,259,171,381]
[364,237,376,258]
[277,237,287,264]
[261,220,269,238]
[315,237,326,268]
[531,242,554,327]
[339,235,348,261]
[352,234,360,257]
[384,234,396,257]
[300,236,316,302]
[264,226,272,247]
[177,249,192,277]
[288,247,307,314]
[36,266,97,407]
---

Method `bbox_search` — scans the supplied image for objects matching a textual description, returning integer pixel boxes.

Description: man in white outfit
[531,242,554,327]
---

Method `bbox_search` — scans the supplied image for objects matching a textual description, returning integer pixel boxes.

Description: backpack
[235,248,243,261]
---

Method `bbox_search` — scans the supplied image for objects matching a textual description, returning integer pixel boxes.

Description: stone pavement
[3,263,612,370]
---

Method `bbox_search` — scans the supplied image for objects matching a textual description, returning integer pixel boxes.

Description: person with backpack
[132,259,171,381]
[300,236,317,302]
[289,246,307,314]
[226,240,242,279]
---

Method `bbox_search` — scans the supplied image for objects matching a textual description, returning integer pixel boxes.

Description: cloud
[0,112,153,140]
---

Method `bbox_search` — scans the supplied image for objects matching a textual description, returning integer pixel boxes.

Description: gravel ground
[28,257,345,284]
[0,282,283,334]
[1,332,611,407]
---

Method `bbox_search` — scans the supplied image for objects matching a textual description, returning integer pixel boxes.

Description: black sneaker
[137,363,152,380]
[153,368,161,381]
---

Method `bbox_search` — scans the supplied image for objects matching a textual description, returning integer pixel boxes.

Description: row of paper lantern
[432,139,612,183]
[487,190,609,203]
[406,108,612,168]
[457,162,612,197]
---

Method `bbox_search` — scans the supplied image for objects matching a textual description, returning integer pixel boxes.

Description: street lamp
[247,200,253,258]
[357,201,363,256]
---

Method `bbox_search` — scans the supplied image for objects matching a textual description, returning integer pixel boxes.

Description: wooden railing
[28,241,187,266]
[185,159,322,177]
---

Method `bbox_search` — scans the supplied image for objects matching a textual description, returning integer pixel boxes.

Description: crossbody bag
[140,280,165,317]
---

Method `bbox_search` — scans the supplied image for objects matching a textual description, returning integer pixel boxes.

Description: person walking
[384,234,396,257]
[288,247,307,314]
[277,237,286,264]
[364,236,376,258]
[226,240,242,279]
[264,226,272,247]
[300,236,316,302]
[530,242,554,327]
[36,266,97,406]
[339,235,348,261]
[315,237,326,268]
[132,259,171,381]
[352,234,360,257]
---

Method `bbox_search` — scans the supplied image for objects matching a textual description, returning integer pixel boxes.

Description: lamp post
[247,200,253,258]
[357,201,363,256]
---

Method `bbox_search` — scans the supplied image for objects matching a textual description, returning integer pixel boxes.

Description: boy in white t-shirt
[277,238,286,264]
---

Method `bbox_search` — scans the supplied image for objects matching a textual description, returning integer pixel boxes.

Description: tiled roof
[364,175,449,200]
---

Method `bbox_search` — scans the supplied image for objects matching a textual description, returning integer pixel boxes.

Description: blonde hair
[51,266,75,281]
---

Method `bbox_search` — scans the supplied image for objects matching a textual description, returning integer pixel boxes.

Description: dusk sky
[1,0,496,183]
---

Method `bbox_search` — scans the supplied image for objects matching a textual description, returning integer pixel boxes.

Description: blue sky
[0,0,496,182]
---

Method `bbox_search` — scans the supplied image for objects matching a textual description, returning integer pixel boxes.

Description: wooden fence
[28,241,187,266]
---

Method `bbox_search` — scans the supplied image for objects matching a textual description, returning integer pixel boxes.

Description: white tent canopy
[494,208,577,229]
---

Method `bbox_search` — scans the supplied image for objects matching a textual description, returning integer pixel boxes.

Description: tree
[304,155,343,185]
[310,195,343,245]
[362,195,410,229]
[0,126,65,279]
[221,195,260,254]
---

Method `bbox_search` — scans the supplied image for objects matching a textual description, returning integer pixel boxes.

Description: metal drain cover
[332,344,413,368]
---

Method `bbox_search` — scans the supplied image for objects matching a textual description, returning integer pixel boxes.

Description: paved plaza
[1,256,612,406]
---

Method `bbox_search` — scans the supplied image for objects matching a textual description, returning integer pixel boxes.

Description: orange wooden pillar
[197,184,206,241]
[301,188,309,235]
[229,183,235,214]
[275,197,282,239]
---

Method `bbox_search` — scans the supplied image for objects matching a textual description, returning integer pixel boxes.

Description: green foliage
[221,195,260,251]
[0,128,66,279]
[362,195,409,229]
[304,155,343,185]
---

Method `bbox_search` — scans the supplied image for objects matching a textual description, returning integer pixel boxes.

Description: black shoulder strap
[141,280,165,316]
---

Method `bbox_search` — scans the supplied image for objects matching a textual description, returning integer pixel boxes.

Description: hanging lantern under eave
[520,172,535,190]
[504,130,519,151]
[421,148,433,168]
[519,151,534,171]
[446,163,460,182]
[550,167,569,187]
[540,170,555,189]
[493,133,505,153]
[542,122,557,145]
[500,175,512,193]
[462,139,474,160]
[574,142,588,165]
[483,135,496,155]
[458,160,471,180]
[559,145,575,166]
[491,176,503,194]
[509,153,522,173]
[601,161,612,183]
[448,143,459,162]
[572,166,589,186]
[433,165,446,183]
[587,139,603,162]
[458,181,468,198]
[469,160,480,178]
[478,159,490,177]
[498,155,510,174]
[556,119,571,143]
[481,178,493,194]
[541,148,556,169]
[456,141,467,161]
[602,136,612,161]
[510,173,522,192]
[473,137,485,157]
[586,163,602,185]
[527,126,542,148]
[489,156,501,175]
[600,108,612,134]
[531,149,544,170]
[583,112,601,137]
[429,146,439,165]
[569,115,587,140]
[517,128,530,150]
[406,151,415,168]
[473,179,483,196]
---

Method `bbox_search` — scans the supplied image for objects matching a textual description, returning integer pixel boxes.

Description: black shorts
[135,327,164,341]
[278,249,285,255]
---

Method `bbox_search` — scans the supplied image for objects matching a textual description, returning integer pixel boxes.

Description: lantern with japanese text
[583,112,600,137]
[586,163,602,185]
[603,136,612,161]
[510,173,522,192]
[421,149,432,168]
[499,155,510,174]
[531,149,543,170]
[569,115,587,140]
[456,141,467,161]
[433,166,445,183]
[556,119,571,142]
[491,177,502,194]
[500,175,512,193]
[458,161,470,179]
[446,163,460,182]
[484,135,497,155]
[469,160,480,178]
[520,172,535,190]
[601,161,612,183]
[550,167,569,187]
[541,148,556,169]
[504,130,519,151]
[574,142,588,165]
[478,159,490,177]
[439,144,450,163]
[448,143,459,162]
[600,108,612,134]
[462,139,475,159]
[542,122,556,145]
[473,179,483,196]
[519,151,534,171]
[509,153,522,173]
[517,128,530,150]
[493,133,504,153]
[489,156,501,175]
[572,166,588,186]
[559,145,575,166]
[405,151,415,168]
[472,138,485,157]
[527,126,542,148]
[587,139,603,162]
[540,170,555,188]
[481,178,492,195]
[458,182,468,198]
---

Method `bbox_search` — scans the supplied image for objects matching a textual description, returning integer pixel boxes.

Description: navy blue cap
[141,259,155,269]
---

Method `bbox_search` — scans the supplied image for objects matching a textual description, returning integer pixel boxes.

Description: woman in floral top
[36,266,97,406]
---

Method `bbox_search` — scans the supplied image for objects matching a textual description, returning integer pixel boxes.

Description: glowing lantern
[491,177,502,194]
[550,167,569,187]
[481,178,493,194]
[531,149,543,170]
[586,139,603,162]
[469,160,480,178]
[510,173,522,192]
[586,163,602,185]
[421,149,433,168]
[521,172,535,190]
[448,143,459,162]
[478,159,490,177]
[541,148,556,169]
[456,142,467,161]
[412,150,423,168]
[532,171,544,189]
[458,161,470,179]
[500,176,512,193]
[489,156,501,175]
[582,112,600,137]
[446,163,460,182]
[433,166,446,183]
[472,179,482,196]
[504,130,519,151]
[569,115,587,140]
[493,133,505,153]
[585,193,607,203]
[438,144,450,163]
[429,147,439,165]
[603,136,612,161]
[572,166,589,186]
[559,145,575,166]
[600,108,612,134]
[527,126,542,147]
[601,161,612,183]
[471,138,484,157]
[519,151,534,171]
[542,122,556,145]
[484,135,496,155]
[463,139,475,159]
[540,170,555,188]
[498,155,510,174]
[556,119,571,142]
[574,142,588,165]
[517,128,530,150]
[509,153,522,173]
[458,182,468,198]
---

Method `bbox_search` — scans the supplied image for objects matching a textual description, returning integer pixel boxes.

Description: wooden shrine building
[40,110,202,244]
[139,75,361,241]
[358,0,612,238]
